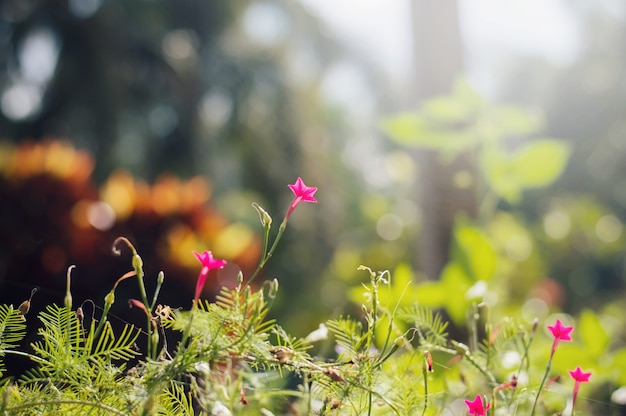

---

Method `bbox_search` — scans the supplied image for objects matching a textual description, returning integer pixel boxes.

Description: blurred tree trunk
[410,1,474,280]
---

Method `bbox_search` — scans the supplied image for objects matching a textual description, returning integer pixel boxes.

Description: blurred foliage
[0,1,625,409]
[381,81,570,205]
[371,81,626,322]
[338,82,626,413]
[0,0,372,336]
[0,140,260,370]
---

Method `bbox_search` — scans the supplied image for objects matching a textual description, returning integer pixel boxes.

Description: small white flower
[305,323,328,342]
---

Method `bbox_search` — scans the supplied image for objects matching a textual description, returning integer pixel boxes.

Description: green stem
[422,358,429,416]
[5,400,130,416]
[530,346,555,416]
[342,377,402,416]
[470,303,479,352]
[93,301,112,340]
[367,270,379,416]
[511,319,538,405]
[178,301,198,352]
[447,341,507,401]
[3,350,50,366]
[150,271,164,311]
[132,255,157,359]
[246,220,287,288]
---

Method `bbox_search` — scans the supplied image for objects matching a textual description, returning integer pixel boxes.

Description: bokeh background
[1,0,625,353]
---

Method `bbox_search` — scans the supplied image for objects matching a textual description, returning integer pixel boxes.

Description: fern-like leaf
[27,304,139,382]
[325,317,367,360]
[91,321,140,362]
[158,381,194,415]
[397,304,449,347]
[479,317,524,364]
[0,304,27,376]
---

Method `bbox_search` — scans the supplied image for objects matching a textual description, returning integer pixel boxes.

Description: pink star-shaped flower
[569,366,592,411]
[193,250,226,302]
[464,394,490,416]
[285,177,317,219]
[547,319,574,357]
[569,366,591,383]
[547,319,573,341]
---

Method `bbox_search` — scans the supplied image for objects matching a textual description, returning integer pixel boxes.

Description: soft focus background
[1,0,625,353]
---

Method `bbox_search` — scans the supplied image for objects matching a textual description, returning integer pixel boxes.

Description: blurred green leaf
[413,280,450,309]
[480,139,571,203]
[492,105,544,136]
[611,349,626,384]
[379,113,448,149]
[423,95,473,123]
[578,309,610,358]
[379,112,481,163]
[512,139,571,188]
[438,263,472,324]
[479,147,522,203]
[551,344,596,376]
[406,219,497,325]
[422,81,482,124]
[452,219,497,282]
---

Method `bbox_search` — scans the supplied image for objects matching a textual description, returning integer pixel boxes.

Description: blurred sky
[299,0,580,97]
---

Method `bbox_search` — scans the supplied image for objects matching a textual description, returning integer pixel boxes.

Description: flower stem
[421,356,429,416]
[4,400,130,416]
[571,382,580,415]
[530,344,555,416]
[246,219,287,288]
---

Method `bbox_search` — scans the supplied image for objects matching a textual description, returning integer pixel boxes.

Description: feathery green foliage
[397,304,449,348]
[0,305,27,377]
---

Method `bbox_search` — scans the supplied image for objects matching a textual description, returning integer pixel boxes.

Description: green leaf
[439,263,472,324]
[0,304,27,350]
[611,348,626,384]
[492,105,544,136]
[397,304,448,347]
[480,146,522,203]
[421,80,483,124]
[0,304,27,376]
[422,96,473,124]
[578,309,609,359]
[451,219,497,283]
[412,281,449,308]
[511,139,571,188]
[379,113,448,149]
[480,139,571,203]
[551,344,596,376]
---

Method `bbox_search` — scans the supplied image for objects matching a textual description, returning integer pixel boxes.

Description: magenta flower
[464,394,490,416]
[286,177,317,220]
[569,366,592,411]
[193,250,226,302]
[547,319,573,357]
[532,320,575,416]
[569,366,592,383]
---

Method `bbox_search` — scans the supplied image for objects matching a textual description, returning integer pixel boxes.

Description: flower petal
[547,319,574,341]
[569,366,592,382]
